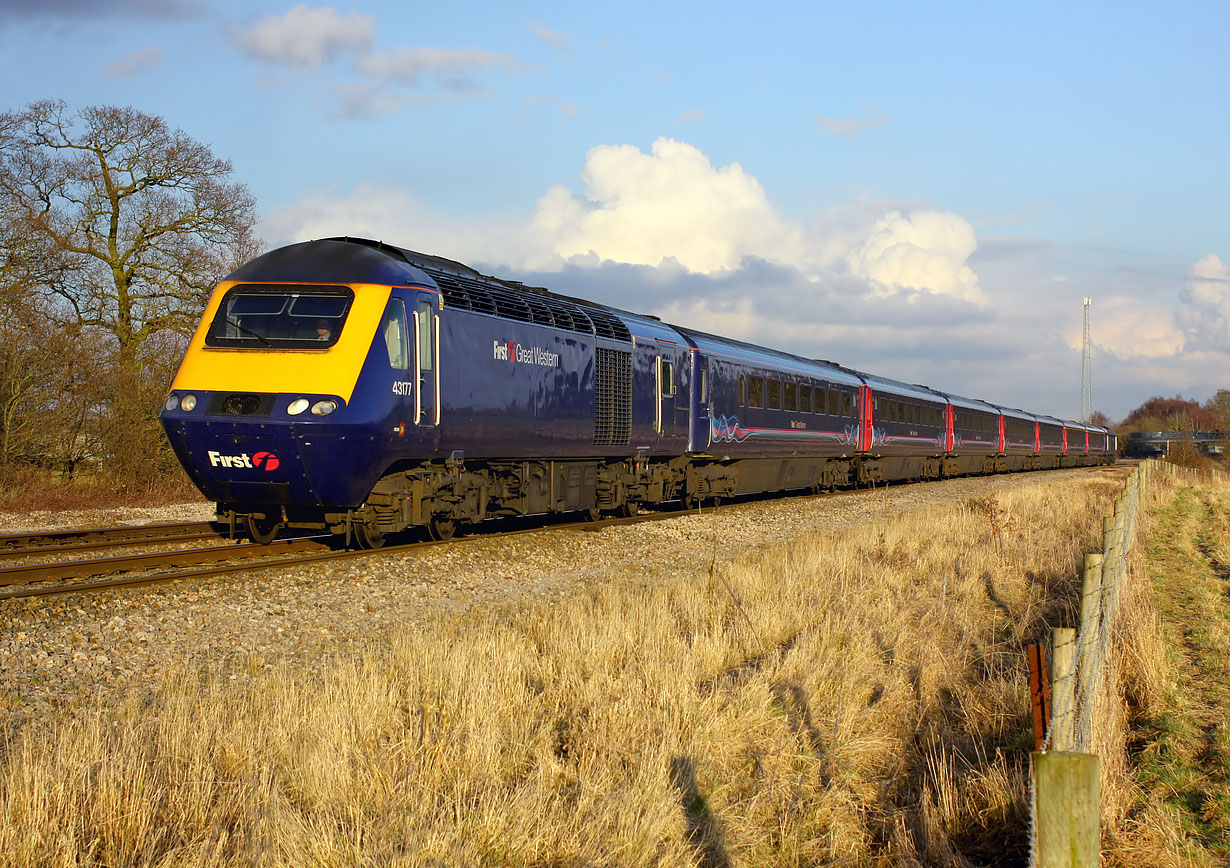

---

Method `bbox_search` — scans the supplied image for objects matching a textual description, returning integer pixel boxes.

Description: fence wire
[1028,460,1153,868]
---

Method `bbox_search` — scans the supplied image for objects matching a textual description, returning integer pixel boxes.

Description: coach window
[739,375,746,406]
[416,301,433,371]
[841,391,853,417]
[659,359,676,396]
[767,379,782,410]
[784,382,797,412]
[823,388,834,416]
[748,377,764,408]
[800,384,812,413]
[381,299,410,370]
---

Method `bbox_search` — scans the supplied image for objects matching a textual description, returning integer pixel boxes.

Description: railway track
[0,520,223,558]
[0,507,686,601]
[0,465,1130,602]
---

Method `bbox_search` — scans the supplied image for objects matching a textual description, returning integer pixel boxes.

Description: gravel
[0,470,1111,732]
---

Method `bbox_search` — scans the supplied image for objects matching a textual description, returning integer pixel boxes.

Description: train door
[413,294,440,430]
[689,350,710,452]
[654,351,688,440]
[858,386,874,452]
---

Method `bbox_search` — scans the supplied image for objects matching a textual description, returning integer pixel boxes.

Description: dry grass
[1,473,1145,867]
[1105,470,1230,867]
[0,465,204,513]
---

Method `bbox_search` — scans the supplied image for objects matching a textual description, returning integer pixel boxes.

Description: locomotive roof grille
[322,237,632,342]
[421,268,631,343]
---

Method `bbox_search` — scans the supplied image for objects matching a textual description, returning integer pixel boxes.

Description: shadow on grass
[670,756,731,868]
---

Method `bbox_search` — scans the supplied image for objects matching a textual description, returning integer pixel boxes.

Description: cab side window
[382,298,410,370]
[417,301,433,371]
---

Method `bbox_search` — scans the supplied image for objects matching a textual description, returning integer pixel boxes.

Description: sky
[2,0,1227,421]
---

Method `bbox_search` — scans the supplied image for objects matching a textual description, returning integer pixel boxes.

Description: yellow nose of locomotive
[171,280,391,400]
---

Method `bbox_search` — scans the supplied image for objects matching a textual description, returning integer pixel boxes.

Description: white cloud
[104,45,162,77]
[816,104,889,137]
[1178,253,1230,349]
[530,24,569,54]
[230,4,373,69]
[845,210,984,304]
[356,46,519,86]
[1073,296,1186,359]
[326,83,449,120]
[527,138,807,273]
[258,183,533,267]
[263,136,983,311]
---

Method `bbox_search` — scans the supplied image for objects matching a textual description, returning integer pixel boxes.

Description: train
[159,237,1117,547]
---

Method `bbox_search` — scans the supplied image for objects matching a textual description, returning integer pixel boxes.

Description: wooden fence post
[1032,751,1101,867]
[1079,553,1104,630]
[1049,627,1077,752]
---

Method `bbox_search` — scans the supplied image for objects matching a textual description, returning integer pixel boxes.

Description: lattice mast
[1081,297,1092,423]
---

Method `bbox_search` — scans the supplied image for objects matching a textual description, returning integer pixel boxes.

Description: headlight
[310,399,337,416]
[164,395,180,412]
[287,398,310,415]
[180,394,198,411]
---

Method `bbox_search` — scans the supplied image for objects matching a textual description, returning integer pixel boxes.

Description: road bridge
[1125,430,1226,457]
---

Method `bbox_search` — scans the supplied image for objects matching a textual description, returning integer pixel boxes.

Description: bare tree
[1205,390,1230,430]
[0,100,260,418]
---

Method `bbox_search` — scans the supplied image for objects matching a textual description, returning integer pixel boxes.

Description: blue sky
[3,0,1228,420]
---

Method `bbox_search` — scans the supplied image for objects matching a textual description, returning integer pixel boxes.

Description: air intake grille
[422,269,632,343]
[594,347,632,447]
[208,393,273,416]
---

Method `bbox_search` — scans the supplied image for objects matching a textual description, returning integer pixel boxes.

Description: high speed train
[159,237,1116,547]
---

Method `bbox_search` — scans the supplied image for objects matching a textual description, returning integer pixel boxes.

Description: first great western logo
[492,339,559,368]
[207,450,280,471]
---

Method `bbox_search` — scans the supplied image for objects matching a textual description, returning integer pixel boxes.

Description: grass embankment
[1113,478,1230,865]
[0,475,1126,867]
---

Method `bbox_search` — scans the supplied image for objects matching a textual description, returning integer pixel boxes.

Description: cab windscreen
[204,284,355,349]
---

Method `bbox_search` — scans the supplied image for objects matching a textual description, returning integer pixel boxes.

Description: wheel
[427,516,456,541]
[619,501,639,518]
[245,514,281,545]
[582,507,602,522]
[354,522,386,549]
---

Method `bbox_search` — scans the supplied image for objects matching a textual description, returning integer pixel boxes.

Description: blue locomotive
[159,237,1116,546]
